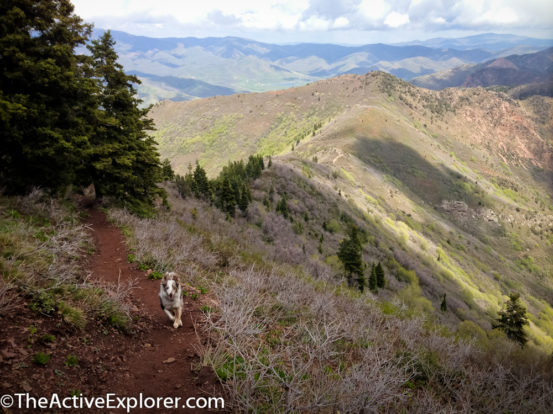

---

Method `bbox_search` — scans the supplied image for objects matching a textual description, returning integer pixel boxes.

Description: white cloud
[71,0,553,42]
[333,16,350,29]
[384,11,410,28]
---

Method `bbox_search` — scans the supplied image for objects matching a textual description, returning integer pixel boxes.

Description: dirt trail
[86,209,222,412]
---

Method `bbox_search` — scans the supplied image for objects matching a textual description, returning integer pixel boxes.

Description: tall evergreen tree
[193,162,210,199]
[375,262,385,288]
[1,0,95,193]
[218,176,236,216]
[369,263,377,292]
[276,194,289,218]
[338,226,364,289]
[161,159,175,181]
[440,293,448,312]
[86,31,163,212]
[238,184,251,215]
[493,292,529,346]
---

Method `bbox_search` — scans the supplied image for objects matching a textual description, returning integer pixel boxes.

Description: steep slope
[412,47,553,90]
[151,72,553,351]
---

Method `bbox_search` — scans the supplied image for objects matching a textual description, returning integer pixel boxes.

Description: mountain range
[412,47,553,91]
[94,30,552,105]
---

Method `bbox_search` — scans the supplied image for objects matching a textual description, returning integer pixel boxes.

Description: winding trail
[86,209,222,412]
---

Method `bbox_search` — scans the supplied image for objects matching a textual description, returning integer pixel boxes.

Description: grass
[0,191,133,332]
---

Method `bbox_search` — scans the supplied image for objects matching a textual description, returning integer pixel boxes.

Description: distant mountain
[91,29,511,103]
[129,72,237,106]
[411,47,553,91]
[397,33,553,52]
[92,30,553,103]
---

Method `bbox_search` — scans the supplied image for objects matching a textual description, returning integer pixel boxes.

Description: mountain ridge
[90,29,551,104]
[412,47,553,90]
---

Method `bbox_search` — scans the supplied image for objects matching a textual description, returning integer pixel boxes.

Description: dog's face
[161,272,180,300]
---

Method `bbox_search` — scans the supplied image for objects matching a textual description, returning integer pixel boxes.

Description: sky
[71,0,553,44]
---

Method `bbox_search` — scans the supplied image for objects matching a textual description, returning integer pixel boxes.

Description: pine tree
[1,0,95,193]
[338,226,364,289]
[161,159,175,181]
[219,176,236,216]
[238,184,250,215]
[276,194,289,218]
[369,264,377,292]
[493,292,529,346]
[193,162,210,199]
[356,272,366,293]
[86,31,163,213]
[440,293,448,312]
[375,262,385,288]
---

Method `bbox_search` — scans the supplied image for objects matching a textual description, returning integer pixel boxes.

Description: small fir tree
[193,162,210,199]
[276,194,289,218]
[369,264,377,292]
[161,159,175,181]
[440,293,448,312]
[375,262,385,288]
[493,292,529,346]
[338,226,363,289]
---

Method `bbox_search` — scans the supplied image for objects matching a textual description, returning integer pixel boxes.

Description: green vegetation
[33,352,51,366]
[1,2,164,215]
[0,193,132,332]
[337,226,365,291]
[176,155,264,217]
[493,292,529,346]
[65,354,79,367]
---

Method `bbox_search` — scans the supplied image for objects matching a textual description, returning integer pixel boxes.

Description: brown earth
[0,209,224,413]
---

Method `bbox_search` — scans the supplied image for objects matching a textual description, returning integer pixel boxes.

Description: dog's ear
[162,272,169,283]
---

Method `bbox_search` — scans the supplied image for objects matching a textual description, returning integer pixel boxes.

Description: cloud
[71,0,553,41]
[384,11,410,28]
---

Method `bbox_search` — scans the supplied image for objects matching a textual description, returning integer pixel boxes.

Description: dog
[159,272,183,329]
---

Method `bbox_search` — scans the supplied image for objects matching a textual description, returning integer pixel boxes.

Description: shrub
[65,354,79,367]
[33,352,51,366]
[148,271,164,280]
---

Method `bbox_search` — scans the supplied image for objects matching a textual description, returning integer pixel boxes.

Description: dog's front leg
[173,307,183,328]
[164,309,175,321]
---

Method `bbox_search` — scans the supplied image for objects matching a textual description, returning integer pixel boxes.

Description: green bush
[33,352,51,366]
[148,271,164,280]
[65,354,79,367]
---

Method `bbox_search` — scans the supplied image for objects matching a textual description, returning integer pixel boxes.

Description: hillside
[412,47,553,91]
[150,72,553,353]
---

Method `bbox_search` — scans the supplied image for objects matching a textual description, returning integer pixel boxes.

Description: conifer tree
[193,162,210,199]
[440,293,448,312]
[276,194,289,218]
[369,263,377,292]
[86,30,164,213]
[1,0,95,193]
[218,176,236,216]
[375,262,385,288]
[338,226,364,289]
[238,184,251,215]
[493,292,529,346]
[161,159,175,181]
